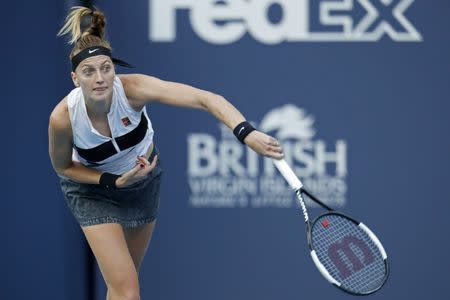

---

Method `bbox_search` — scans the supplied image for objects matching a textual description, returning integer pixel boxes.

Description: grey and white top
[67,76,154,174]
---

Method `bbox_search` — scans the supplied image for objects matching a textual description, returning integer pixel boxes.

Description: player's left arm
[119,73,283,159]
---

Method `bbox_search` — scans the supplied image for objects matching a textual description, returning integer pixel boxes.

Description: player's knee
[122,287,140,300]
[108,278,140,300]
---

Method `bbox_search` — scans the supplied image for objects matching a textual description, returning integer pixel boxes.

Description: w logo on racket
[328,235,375,280]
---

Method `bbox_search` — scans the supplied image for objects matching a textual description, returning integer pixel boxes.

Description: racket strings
[311,214,387,294]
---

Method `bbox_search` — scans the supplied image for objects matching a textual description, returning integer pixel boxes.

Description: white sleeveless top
[67,76,154,174]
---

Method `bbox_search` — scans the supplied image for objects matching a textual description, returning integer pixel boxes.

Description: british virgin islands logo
[187,104,348,208]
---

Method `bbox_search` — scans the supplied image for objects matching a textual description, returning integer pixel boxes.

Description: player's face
[72,55,115,103]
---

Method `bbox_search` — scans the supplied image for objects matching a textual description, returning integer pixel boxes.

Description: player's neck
[85,97,111,119]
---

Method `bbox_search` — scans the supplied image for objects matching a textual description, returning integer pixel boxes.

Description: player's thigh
[123,220,156,271]
[82,223,138,289]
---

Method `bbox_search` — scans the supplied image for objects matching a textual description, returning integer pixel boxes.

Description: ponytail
[57,6,110,59]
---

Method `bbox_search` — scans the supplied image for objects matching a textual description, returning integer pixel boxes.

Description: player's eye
[102,64,112,73]
[82,68,95,76]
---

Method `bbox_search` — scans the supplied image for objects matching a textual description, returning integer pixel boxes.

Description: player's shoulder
[49,96,71,132]
[117,73,163,102]
[118,73,139,88]
[118,73,161,89]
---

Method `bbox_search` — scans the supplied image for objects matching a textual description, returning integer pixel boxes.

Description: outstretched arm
[119,74,284,159]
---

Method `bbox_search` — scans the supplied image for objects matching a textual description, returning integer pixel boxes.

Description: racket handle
[272,159,303,191]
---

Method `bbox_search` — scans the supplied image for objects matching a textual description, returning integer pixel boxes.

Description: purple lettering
[328,235,374,279]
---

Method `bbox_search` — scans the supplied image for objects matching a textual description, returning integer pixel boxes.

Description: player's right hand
[115,154,158,188]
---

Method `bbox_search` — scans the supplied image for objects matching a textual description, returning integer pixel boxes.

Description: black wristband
[99,172,120,189]
[233,121,256,144]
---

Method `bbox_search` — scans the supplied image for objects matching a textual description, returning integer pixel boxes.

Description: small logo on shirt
[121,117,132,127]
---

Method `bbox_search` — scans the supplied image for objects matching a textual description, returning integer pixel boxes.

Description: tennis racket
[273,159,389,295]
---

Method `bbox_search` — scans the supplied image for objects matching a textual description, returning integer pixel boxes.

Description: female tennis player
[49,6,283,300]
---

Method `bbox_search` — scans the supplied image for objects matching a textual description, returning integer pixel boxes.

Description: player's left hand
[243,130,284,159]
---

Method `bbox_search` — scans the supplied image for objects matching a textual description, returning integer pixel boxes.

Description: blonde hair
[57,6,111,59]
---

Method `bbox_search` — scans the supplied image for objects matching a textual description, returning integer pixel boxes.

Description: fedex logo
[149,0,422,44]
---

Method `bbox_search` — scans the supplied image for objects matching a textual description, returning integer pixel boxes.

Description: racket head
[307,212,389,295]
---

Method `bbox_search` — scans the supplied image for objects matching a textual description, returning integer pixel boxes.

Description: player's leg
[82,223,140,300]
[123,220,157,272]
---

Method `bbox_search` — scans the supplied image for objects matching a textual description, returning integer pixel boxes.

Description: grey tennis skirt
[59,147,162,228]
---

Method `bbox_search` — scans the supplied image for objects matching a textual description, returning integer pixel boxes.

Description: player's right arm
[48,97,103,184]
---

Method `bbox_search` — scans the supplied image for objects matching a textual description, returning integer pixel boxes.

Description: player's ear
[71,72,80,87]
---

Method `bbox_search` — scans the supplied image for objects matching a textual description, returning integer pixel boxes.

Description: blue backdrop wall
[4,1,450,299]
